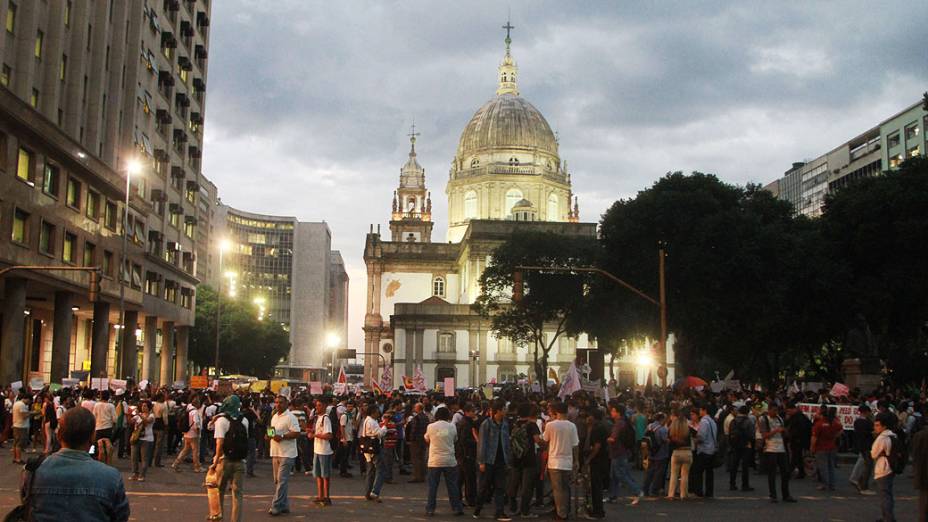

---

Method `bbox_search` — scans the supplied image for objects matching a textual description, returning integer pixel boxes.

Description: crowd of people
[2,379,927,522]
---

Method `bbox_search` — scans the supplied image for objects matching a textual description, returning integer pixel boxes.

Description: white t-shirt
[543,419,579,471]
[81,399,97,412]
[12,400,30,429]
[270,410,300,459]
[214,416,249,440]
[204,404,218,431]
[184,405,201,438]
[340,411,356,441]
[313,415,333,456]
[425,420,458,468]
[93,401,117,431]
[134,412,155,442]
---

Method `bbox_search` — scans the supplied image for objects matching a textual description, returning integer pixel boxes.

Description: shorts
[95,428,113,441]
[313,454,332,478]
[12,428,29,449]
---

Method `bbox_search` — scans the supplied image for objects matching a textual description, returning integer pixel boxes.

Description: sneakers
[495,515,512,522]
[630,492,643,506]
[850,479,862,494]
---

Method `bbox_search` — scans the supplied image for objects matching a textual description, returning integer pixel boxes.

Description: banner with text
[797,402,859,430]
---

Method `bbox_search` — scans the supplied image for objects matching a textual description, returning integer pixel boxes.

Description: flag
[337,366,347,384]
[548,367,560,385]
[334,366,348,395]
[402,375,414,390]
[371,378,383,395]
[558,362,582,399]
[380,363,393,392]
[413,366,427,392]
[830,382,849,397]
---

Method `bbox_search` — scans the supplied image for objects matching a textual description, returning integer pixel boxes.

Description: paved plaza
[0,446,921,521]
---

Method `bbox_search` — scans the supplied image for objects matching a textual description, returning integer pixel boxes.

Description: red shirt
[812,419,843,452]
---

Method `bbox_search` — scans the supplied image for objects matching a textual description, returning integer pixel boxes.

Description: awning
[196,11,210,27]
[188,146,201,159]
[171,165,185,178]
[192,78,206,92]
[184,215,197,225]
[161,32,177,49]
[178,56,192,71]
[158,70,175,86]
[185,180,200,192]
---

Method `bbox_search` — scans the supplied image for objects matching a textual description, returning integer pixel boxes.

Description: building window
[16,147,33,182]
[63,231,76,263]
[43,164,60,197]
[433,276,445,297]
[180,288,193,309]
[83,242,96,267]
[6,2,15,33]
[102,250,113,277]
[131,263,142,289]
[66,177,81,209]
[889,153,904,169]
[470,157,479,168]
[436,367,455,382]
[39,220,56,255]
[104,200,118,230]
[29,88,38,107]
[437,332,455,353]
[905,122,920,140]
[463,190,477,220]
[59,54,67,81]
[908,145,921,158]
[34,30,43,58]
[11,208,28,243]
[184,220,195,238]
[508,156,519,166]
[1,63,9,86]
[164,281,177,303]
[547,193,559,221]
[64,1,71,27]
[887,131,900,148]
[497,336,513,354]
[145,271,161,296]
[86,190,100,220]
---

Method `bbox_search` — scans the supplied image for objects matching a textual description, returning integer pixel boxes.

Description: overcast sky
[201,1,927,349]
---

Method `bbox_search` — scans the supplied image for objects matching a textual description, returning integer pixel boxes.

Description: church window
[505,189,523,217]
[436,366,455,381]
[508,157,519,166]
[547,194,559,221]
[433,276,445,297]
[498,367,517,383]
[437,332,455,353]
[470,157,479,168]
[463,191,478,219]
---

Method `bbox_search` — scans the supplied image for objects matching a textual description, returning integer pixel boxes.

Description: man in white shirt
[268,396,300,516]
[543,402,579,520]
[338,401,357,478]
[424,406,464,516]
[92,390,117,464]
[172,397,203,472]
[871,413,897,522]
[11,393,31,464]
[361,405,388,501]
[309,399,334,506]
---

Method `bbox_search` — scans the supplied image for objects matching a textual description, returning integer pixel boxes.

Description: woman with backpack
[666,408,694,500]
[130,400,155,482]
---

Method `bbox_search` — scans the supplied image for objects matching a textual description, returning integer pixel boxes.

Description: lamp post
[214,239,231,382]
[117,159,142,378]
[326,332,341,384]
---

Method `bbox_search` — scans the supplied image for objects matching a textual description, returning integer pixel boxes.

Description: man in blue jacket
[474,400,512,521]
[27,406,130,521]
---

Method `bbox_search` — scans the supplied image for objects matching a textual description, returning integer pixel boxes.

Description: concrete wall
[289,222,331,367]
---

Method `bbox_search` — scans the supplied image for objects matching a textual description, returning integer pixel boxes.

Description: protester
[172,396,202,473]
[759,403,796,503]
[811,406,843,492]
[310,398,334,506]
[407,402,429,483]
[785,402,812,479]
[337,400,356,478]
[584,408,611,519]
[129,401,155,481]
[728,405,754,492]
[543,401,579,520]
[606,402,644,504]
[210,395,249,522]
[268,395,300,516]
[424,406,464,516]
[93,390,117,465]
[642,412,669,497]
[11,392,31,464]
[41,394,57,455]
[850,404,876,495]
[691,402,718,498]
[361,404,388,502]
[457,402,480,507]
[508,402,542,518]
[473,400,512,521]
[666,409,692,500]
[871,412,897,522]
[27,406,130,521]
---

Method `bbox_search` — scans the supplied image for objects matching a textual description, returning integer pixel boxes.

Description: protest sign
[190,375,208,389]
[444,377,455,397]
[310,381,323,395]
[797,402,858,430]
[91,378,109,390]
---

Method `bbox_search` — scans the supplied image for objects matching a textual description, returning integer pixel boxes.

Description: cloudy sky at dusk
[201,1,927,348]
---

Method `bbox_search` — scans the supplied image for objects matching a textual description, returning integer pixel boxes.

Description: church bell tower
[389,125,434,243]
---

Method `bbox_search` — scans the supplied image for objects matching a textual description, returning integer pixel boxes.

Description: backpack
[328,408,341,452]
[176,406,191,433]
[729,416,752,448]
[645,427,663,454]
[221,416,249,461]
[886,432,908,475]
[511,421,530,460]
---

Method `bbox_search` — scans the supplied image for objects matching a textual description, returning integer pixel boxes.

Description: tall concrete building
[766,98,926,217]
[0,0,212,386]
[215,205,349,380]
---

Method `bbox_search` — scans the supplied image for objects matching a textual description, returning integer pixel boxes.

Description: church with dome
[362,25,597,387]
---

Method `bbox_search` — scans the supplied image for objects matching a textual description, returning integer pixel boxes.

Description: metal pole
[658,243,668,388]
[213,248,223,382]
[117,171,131,377]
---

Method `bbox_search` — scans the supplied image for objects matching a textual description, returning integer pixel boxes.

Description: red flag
[371,378,383,395]
[337,366,347,384]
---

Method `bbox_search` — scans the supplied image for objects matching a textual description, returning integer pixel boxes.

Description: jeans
[365,452,387,497]
[131,440,153,478]
[729,447,752,489]
[692,452,715,497]
[459,457,477,506]
[815,450,837,490]
[218,459,244,522]
[246,438,256,475]
[475,462,507,516]
[643,457,668,496]
[667,448,692,499]
[426,466,464,514]
[270,456,293,512]
[850,452,873,491]
[764,452,791,500]
[548,468,571,519]
[152,429,165,467]
[507,465,538,515]
[609,455,642,498]
[173,436,201,471]
[876,475,895,522]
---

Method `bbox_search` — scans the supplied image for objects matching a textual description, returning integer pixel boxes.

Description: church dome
[456,94,558,159]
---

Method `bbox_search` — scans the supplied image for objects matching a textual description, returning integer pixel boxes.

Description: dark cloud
[201,1,928,347]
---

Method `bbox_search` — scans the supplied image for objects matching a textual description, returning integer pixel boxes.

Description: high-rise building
[215,205,349,380]
[766,98,926,217]
[0,0,212,386]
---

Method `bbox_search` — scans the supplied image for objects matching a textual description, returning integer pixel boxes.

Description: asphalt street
[0,446,921,521]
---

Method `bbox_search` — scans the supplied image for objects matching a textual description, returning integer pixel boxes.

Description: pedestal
[841,358,882,393]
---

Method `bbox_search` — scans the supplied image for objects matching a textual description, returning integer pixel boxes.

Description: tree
[820,157,928,384]
[474,231,600,384]
[189,285,291,378]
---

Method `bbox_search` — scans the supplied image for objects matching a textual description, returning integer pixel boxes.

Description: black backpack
[729,416,750,448]
[176,406,191,433]
[886,432,908,475]
[222,416,249,461]
[328,409,341,452]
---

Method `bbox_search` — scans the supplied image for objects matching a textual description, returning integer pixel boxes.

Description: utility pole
[658,242,668,388]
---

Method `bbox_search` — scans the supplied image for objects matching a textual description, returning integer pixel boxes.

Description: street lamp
[214,238,232,382]
[326,332,341,384]
[117,158,143,378]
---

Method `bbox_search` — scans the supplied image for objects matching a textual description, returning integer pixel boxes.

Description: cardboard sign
[61,378,80,388]
[172,380,185,390]
[797,402,859,430]
[190,375,208,389]
[11,381,23,392]
[310,381,323,395]
[91,378,109,390]
[444,377,455,398]
[138,380,149,390]
[482,384,494,400]
[109,379,127,391]
[334,383,347,395]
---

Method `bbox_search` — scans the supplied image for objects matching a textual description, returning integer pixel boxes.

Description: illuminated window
[34,30,43,58]
[6,2,15,33]
[905,122,919,140]
[43,164,60,196]
[1,64,9,86]
[12,208,28,243]
[102,250,113,277]
[83,242,95,267]
[66,177,81,209]
[39,220,56,255]
[86,190,100,219]
[437,332,455,353]
[16,147,32,181]
[887,132,900,148]
[63,232,76,263]
[59,54,67,80]
[907,145,920,158]
[30,88,38,107]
